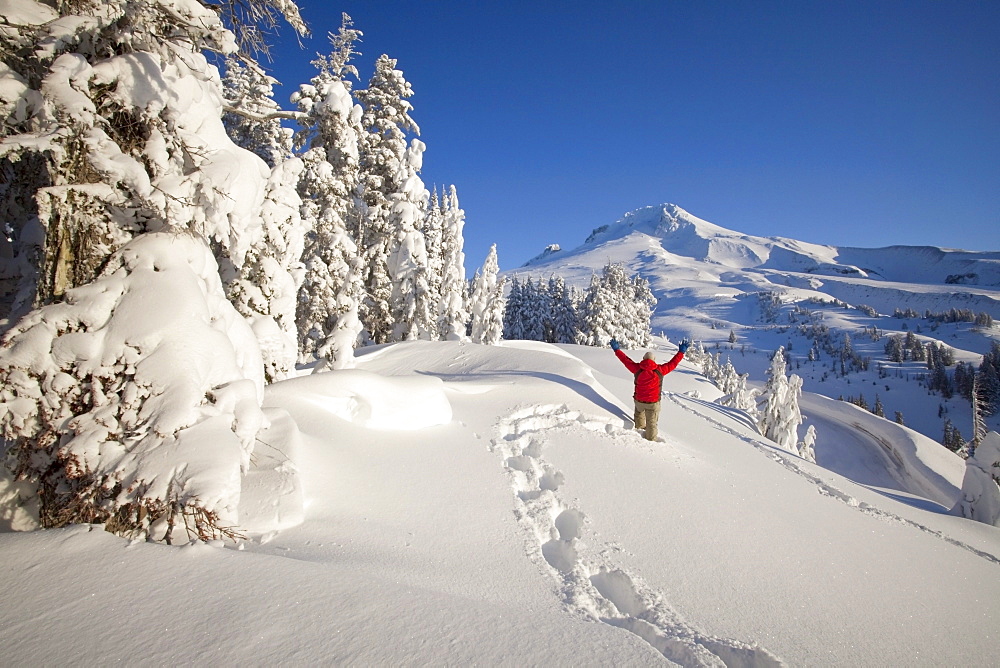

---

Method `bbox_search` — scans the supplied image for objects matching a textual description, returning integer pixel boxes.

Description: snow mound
[265,368,452,430]
[237,407,304,535]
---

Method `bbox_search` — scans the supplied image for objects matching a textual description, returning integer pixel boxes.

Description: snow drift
[2,340,997,666]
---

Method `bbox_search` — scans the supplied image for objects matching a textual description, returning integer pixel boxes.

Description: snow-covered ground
[2,340,996,665]
[514,203,1000,444]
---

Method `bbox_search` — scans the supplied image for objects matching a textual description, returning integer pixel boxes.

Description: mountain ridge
[524,203,1000,287]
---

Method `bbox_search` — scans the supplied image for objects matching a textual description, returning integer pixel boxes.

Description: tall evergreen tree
[979,342,1000,417]
[503,275,526,341]
[548,275,578,344]
[386,138,434,341]
[423,188,446,321]
[970,372,988,455]
[578,272,613,346]
[292,16,366,368]
[226,157,306,381]
[355,53,420,344]
[519,279,545,342]
[437,186,469,340]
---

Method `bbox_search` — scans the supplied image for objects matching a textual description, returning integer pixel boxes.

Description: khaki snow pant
[633,400,661,441]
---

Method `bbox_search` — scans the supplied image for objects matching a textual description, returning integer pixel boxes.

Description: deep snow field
[1,340,997,666]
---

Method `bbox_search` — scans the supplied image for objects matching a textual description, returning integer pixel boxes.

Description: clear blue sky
[264,0,999,272]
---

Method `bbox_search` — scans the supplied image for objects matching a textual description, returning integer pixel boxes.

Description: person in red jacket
[611,338,689,441]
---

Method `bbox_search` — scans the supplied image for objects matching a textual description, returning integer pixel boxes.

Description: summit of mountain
[523,203,1000,287]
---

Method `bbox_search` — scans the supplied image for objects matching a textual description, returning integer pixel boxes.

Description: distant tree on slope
[469,244,505,345]
[952,431,1000,527]
[577,262,655,348]
[758,348,805,455]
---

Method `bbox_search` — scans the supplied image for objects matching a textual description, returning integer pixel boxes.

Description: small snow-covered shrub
[0,232,265,543]
[952,432,1000,527]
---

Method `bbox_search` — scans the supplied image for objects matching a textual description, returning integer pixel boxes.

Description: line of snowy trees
[221,15,506,375]
[503,262,655,348]
[690,344,815,462]
[894,307,994,328]
[0,3,503,543]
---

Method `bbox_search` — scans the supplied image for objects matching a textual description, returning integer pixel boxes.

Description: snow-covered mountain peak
[523,202,1000,287]
[584,203,727,246]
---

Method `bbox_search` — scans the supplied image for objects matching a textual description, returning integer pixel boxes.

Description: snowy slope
[1,340,997,666]
[513,203,1000,444]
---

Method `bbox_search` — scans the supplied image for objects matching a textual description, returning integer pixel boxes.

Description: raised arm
[613,347,639,373]
[657,351,684,375]
[658,340,690,375]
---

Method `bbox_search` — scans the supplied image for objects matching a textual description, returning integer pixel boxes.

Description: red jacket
[615,349,684,403]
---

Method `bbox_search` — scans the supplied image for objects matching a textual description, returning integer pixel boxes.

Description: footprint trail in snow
[492,404,784,668]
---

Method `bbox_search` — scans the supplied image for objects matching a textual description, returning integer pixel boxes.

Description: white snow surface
[511,202,1000,445]
[1,340,997,665]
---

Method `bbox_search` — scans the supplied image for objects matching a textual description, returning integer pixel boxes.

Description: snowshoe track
[492,404,784,668]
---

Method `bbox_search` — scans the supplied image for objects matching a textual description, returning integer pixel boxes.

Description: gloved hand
[678,339,690,354]
[609,338,620,351]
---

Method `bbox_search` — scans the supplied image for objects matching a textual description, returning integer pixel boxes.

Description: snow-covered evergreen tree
[799,425,818,463]
[423,187,446,318]
[292,17,366,368]
[872,394,885,418]
[503,275,526,341]
[578,273,615,346]
[0,0,305,319]
[725,372,760,417]
[0,233,267,542]
[386,138,434,341]
[979,342,1000,417]
[952,431,1000,527]
[717,359,740,396]
[626,272,656,348]
[470,244,505,345]
[355,54,420,344]
[519,279,545,342]
[222,58,293,168]
[548,275,578,344]
[226,157,306,382]
[689,340,760,419]
[437,186,469,341]
[577,262,654,348]
[758,347,805,454]
[0,0,305,541]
